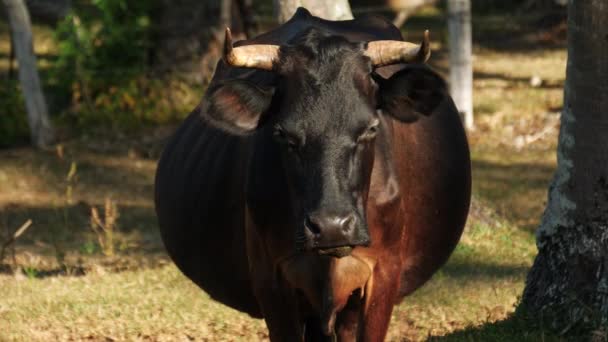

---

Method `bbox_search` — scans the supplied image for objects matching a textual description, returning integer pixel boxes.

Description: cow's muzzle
[302,211,370,254]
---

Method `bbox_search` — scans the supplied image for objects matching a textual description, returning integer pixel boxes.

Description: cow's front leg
[358,261,401,342]
[245,213,304,341]
[335,304,360,341]
[253,284,304,341]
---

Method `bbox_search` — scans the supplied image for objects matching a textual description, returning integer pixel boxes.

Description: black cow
[155,8,471,341]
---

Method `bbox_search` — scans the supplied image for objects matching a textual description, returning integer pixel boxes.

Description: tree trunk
[25,0,70,25]
[388,0,438,28]
[521,0,608,331]
[0,0,70,25]
[151,0,252,82]
[3,0,53,148]
[151,1,222,82]
[220,0,232,31]
[234,0,258,38]
[274,0,353,23]
[447,0,474,131]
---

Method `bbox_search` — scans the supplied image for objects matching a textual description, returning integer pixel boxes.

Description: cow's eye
[273,126,300,151]
[357,119,380,142]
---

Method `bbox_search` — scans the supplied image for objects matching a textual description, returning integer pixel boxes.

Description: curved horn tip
[224,27,233,49]
[419,29,431,62]
[223,27,234,63]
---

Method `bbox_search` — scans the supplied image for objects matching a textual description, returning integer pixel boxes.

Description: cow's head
[203,27,447,255]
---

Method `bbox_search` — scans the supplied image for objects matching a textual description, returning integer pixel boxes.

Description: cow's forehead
[274,31,377,136]
[277,82,375,140]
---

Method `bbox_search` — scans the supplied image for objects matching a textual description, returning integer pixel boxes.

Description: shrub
[50,0,185,132]
[52,0,153,91]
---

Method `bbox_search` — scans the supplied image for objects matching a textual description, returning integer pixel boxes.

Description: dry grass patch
[0,266,269,341]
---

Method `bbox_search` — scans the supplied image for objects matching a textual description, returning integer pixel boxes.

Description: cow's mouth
[316,246,353,258]
[278,250,376,336]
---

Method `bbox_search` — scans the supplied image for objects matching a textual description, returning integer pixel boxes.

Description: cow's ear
[376,66,448,123]
[202,80,275,134]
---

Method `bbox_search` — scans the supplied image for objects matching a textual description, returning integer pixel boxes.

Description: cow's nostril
[305,216,321,236]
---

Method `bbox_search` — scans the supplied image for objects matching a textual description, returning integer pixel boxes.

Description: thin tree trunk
[389,0,438,28]
[151,0,222,82]
[392,10,410,29]
[274,0,353,23]
[151,0,252,82]
[234,0,258,38]
[522,0,608,331]
[220,0,232,30]
[24,0,71,25]
[3,0,54,148]
[447,0,474,131]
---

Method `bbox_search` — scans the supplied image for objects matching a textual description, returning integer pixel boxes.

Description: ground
[0,6,570,341]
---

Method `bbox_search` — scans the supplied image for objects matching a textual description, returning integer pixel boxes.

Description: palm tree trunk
[521,0,608,330]
[3,0,54,148]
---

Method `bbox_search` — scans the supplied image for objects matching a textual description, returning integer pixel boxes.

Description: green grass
[0,199,546,341]
[389,216,538,340]
[0,6,572,342]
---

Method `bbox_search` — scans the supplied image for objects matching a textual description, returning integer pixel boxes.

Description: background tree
[274,0,353,23]
[151,0,223,81]
[3,0,53,147]
[447,0,473,131]
[151,0,255,82]
[389,0,437,28]
[24,0,70,25]
[522,0,608,331]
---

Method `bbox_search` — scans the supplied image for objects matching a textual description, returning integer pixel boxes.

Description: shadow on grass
[1,203,160,246]
[0,202,167,280]
[426,303,604,342]
[0,263,86,278]
[0,203,168,278]
[0,140,168,270]
[441,260,529,280]
[473,159,554,191]
[428,313,568,342]
[474,70,565,89]
[471,159,555,231]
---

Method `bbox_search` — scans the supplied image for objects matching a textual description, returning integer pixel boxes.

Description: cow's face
[203,28,447,254]
[268,34,379,252]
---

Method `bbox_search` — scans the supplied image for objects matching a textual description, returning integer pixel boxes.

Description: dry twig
[0,219,33,263]
[90,198,118,256]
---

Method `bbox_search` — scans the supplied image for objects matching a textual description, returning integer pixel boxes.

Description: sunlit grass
[388,212,538,341]
[0,266,268,341]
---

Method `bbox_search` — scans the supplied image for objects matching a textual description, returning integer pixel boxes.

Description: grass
[0,266,268,341]
[0,6,570,342]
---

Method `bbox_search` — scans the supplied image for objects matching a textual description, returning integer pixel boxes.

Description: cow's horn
[223,27,280,70]
[364,30,431,67]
